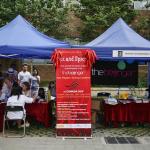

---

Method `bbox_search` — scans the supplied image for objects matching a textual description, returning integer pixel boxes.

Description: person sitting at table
[22,82,31,97]
[47,81,56,124]
[0,77,13,102]
[7,86,36,128]
[36,87,45,102]
[47,81,56,101]
[145,86,150,99]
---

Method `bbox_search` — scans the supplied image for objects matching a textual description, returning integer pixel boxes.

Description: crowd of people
[0,64,41,101]
[0,63,56,128]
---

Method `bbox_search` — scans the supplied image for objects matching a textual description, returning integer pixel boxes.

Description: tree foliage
[0,0,68,39]
[134,15,150,40]
[74,0,136,42]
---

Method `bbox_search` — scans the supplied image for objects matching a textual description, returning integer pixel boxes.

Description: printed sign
[92,60,138,86]
[51,48,96,137]
[113,50,150,57]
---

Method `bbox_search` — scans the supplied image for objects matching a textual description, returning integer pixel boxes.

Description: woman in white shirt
[7,86,36,128]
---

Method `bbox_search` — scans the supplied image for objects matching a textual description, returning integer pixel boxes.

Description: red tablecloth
[0,102,51,131]
[25,102,51,128]
[0,103,5,131]
[104,102,150,127]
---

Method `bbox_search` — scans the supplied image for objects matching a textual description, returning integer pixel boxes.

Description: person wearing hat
[8,63,18,82]
[5,66,18,87]
[6,68,15,80]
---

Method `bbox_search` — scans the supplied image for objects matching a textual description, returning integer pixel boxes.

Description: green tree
[134,16,150,40]
[74,0,136,42]
[0,0,68,39]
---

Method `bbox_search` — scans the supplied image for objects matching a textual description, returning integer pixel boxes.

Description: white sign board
[113,50,150,58]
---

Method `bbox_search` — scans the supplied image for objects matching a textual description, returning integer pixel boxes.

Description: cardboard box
[92,99,101,111]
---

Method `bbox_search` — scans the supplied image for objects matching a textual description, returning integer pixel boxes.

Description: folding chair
[3,106,26,137]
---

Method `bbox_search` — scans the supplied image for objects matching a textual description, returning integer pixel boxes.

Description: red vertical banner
[51,49,96,137]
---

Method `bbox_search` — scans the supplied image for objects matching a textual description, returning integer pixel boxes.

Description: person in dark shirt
[37,88,45,102]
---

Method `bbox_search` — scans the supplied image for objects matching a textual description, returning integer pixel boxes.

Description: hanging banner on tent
[113,50,150,57]
[51,48,96,137]
[92,60,138,86]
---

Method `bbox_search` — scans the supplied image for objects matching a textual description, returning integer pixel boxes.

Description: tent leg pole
[148,62,150,98]
[30,59,33,74]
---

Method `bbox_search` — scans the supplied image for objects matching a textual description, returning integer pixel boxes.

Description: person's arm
[23,94,37,103]
[29,72,32,84]
[37,76,40,84]
[22,95,33,103]
[18,72,21,85]
[32,96,37,103]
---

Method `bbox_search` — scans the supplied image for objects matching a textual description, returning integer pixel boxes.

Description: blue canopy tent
[0,15,70,59]
[75,18,150,61]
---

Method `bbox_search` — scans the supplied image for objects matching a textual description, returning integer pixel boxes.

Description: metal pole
[30,59,33,74]
[148,62,150,86]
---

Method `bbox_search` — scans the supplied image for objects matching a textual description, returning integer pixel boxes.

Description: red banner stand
[51,48,96,138]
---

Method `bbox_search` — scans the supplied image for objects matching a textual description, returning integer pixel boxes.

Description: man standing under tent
[18,64,32,87]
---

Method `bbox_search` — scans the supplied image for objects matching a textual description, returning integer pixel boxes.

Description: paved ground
[0,123,150,150]
[1,123,150,137]
[0,137,150,150]
[0,124,150,150]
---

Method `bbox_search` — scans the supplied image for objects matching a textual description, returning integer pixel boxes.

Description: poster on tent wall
[51,48,96,137]
[92,60,138,86]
